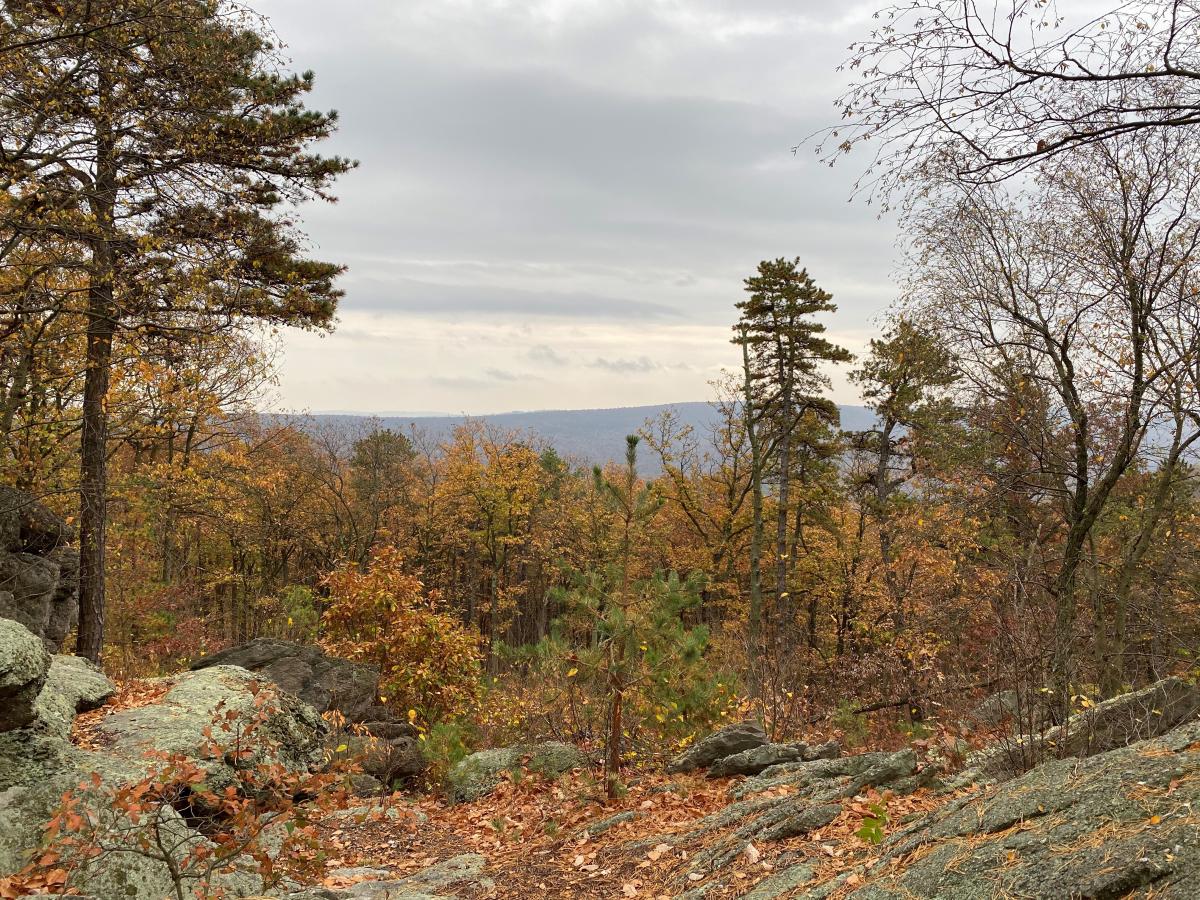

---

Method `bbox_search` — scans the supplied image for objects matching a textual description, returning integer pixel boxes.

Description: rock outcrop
[842,715,1200,899]
[32,653,115,738]
[0,487,78,652]
[708,739,842,779]
[960,675,1200,783]
[98,665,327,783]
[448,741,588,803]
[193,639,384,723]
[0,623,327,899]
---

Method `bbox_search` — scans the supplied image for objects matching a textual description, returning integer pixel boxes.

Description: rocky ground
[4,603,1200,899]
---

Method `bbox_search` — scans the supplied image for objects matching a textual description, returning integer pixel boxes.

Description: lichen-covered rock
[192,639,383,723]
[666,722,768,774]
[447,742,587,803]
[0,617,51,731]
[32,654,116,738]
[97,665,327,787]
[708,740,843,779]
[335,853,490,898]
[0,658,324,899]
[656,747,923,887]
[843,717,1200,899]
[961,676,1200,783]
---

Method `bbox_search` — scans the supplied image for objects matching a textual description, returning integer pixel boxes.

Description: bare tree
[905,124,1200,717]
[828,1,1200,196]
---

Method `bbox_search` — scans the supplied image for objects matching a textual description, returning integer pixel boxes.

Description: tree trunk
[76,77,117,663]
[740,334,765,698]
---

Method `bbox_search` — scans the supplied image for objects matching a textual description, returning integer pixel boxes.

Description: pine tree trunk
[76,72,117,664]
[77,255,115,663]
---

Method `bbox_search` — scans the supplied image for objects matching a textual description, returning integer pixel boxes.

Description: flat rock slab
[844,717,1200,899]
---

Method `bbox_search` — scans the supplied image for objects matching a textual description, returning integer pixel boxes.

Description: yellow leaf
[567,668,578,678]
[335,743,348,753]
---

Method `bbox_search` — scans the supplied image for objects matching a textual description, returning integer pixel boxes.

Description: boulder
[666,721,768,774]
[97,665,327,788]
[0,486,74,554]
[0,489,78,652]
[0,551,58,637]
[0,617,51,731]
[0,654,330,899]
[0,725,261,898]
[708,740,843,779]
[32,654,116,738]
[329,724,424,785]
[43,547,79,650]
[192,639,382,723]
[448,741,587,803]
[708,743,805,778]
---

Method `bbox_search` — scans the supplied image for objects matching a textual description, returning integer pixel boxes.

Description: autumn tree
[0,0,352,661]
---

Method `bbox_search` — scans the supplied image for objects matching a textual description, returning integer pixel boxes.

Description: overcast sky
[256,0,897,415]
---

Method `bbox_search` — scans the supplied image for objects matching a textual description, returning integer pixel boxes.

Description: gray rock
[580,809,639,837]
[0,728,258,897]
[708,743,805,778]
[340,853,489,898]
[328,719,426,786]
[0,491,77,652]
[32,654,116,738]
[843,716,1200,899]
[667,747,922,885]
[744,864,815,899]
[447,742,587,803]
[706,740,839,779]
[97,665,327,790]
[667,721,768,774]
[963,676,1200,782]
[192,639,383,723]
[43,547,79,650]
[0,486,74,554]
[0,550,59,637]
[0,617,51,731]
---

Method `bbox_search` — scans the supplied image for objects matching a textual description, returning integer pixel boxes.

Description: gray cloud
[588,356,663,374]
[528,345,569,366]
[258,0,895,414]
[339,275,678,320]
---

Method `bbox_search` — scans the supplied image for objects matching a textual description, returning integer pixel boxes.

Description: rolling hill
[298,402,876,474]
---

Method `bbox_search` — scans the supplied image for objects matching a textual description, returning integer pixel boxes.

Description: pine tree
[0,1,354,660]
[734,259,851,627]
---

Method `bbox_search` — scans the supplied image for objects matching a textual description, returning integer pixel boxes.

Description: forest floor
[69,681,962,899]
[315,766,957,899]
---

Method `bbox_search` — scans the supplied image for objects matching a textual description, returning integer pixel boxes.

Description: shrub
[321,546,483,725]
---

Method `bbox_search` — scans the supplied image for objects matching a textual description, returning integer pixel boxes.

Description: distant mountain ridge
[292,402,876,475]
